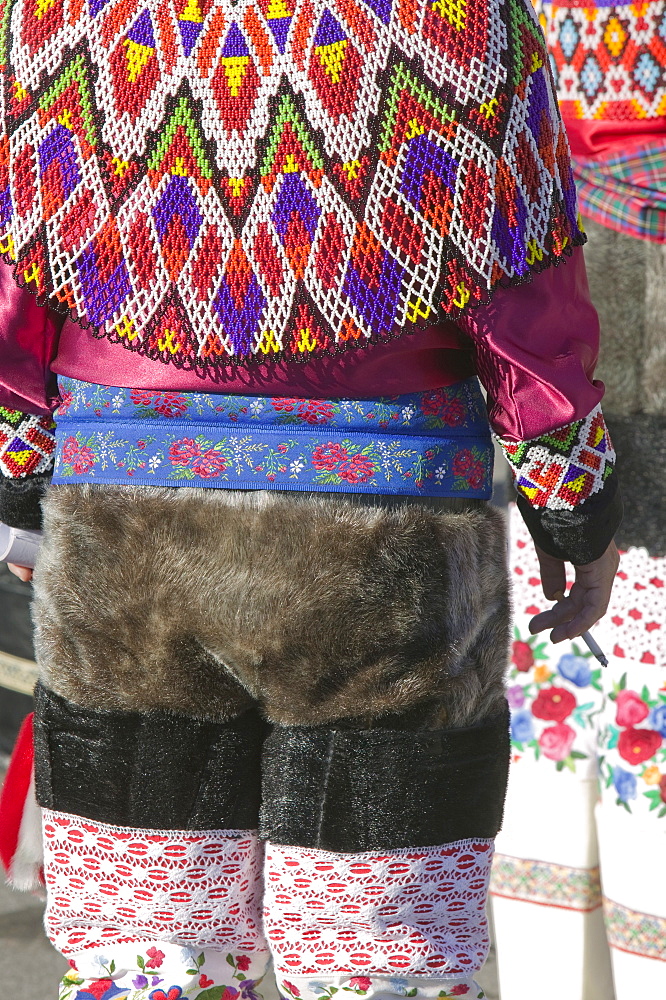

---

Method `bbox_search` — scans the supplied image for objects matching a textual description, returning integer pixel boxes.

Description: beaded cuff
[0,0,583,370]
[497,404,615,511]
[0,407,55,529]
[0,407,56,480]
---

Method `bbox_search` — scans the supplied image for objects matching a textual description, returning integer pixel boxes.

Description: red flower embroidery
[660,774,666,804]
[61,436,79,461]
[420,390,466,425]
[312,442,347,471]
[130,390,155,407]
[538,722,576,761]
[452,449,474,475]
[169,438,201,464]
[449,987,470,997]
[271,398,300,412]
[62,437,96,474]
[420,389,447,416]
[532,686,576,722]
[57,391,73,414]
[190,449,227,478]
[282,983,300,998]
[149,989,183,1000]
[153,393,188,418]
[338,454,374,484]
[236,956,251,972]
[615,690,650,727]
[511,640,534,672]
[442,399,467,426]
[145,947,165,969]
[349,978,372,991]
[618,727,662,765]
[466,460,485,489]
[297,400,335,424]
[199,974,215,988]
[78,981,116,1000]
[71,447,95,474]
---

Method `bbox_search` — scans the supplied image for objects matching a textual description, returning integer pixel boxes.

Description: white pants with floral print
[490,507,666,1000]
[47,814,491,1000]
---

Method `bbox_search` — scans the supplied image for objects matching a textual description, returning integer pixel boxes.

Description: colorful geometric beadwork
[498,403,615,510]
[0,0,584,370]
[0,407,56,478]
[540,0,666,120]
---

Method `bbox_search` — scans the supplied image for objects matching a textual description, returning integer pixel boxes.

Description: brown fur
[32,486,510,729]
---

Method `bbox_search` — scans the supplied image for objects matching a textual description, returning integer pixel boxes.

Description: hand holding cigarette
[528,540,620,650]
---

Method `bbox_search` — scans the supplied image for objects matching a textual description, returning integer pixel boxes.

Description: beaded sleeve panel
[0,406,56,479]
[538,0,666,122]
[497,403,615,510]
[0,0,584,370]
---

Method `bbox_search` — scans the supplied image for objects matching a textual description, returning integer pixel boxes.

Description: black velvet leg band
[34,683,269,829]
[260,702,510,852]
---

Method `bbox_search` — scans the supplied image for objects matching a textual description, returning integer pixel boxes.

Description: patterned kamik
[0,0,584,370]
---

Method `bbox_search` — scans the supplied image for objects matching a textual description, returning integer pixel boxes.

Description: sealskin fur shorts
[32,485,510,730]
[30,485,512,851]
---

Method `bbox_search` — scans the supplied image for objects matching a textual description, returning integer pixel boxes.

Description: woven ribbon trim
[490,852,602,912]
[51,377,493,495]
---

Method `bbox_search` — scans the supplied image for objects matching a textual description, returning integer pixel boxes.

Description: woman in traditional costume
[490,1,666,996]
[0,0,620,995]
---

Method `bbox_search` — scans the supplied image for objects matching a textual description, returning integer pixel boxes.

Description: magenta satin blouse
[0,247,602,442]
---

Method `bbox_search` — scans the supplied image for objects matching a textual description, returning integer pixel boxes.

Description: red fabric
[0,273,63,415]
[0,250,603,443]
[459,250,603,441]
[563,116,666,161]
[52,316,476,400]
[0,712,34,874]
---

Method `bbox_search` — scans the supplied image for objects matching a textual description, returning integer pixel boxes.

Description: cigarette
[552,591,608,667]
[580,630,608,668]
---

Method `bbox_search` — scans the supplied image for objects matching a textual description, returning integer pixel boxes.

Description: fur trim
[34,687,267,829]
[33,487,510,728]
[0,714,44,891]
[9,772,43,892]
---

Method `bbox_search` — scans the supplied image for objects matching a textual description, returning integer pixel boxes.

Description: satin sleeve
[458,246,603,442]
[0,258,63,416]
[459,250,622,564]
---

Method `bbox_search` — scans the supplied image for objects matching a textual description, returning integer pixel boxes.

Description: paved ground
[0,755,67,999]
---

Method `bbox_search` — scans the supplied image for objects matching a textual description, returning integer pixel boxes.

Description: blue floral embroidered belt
[52,378,493,498]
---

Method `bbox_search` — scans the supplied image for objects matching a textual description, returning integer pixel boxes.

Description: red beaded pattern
[498,403,615,510]
[539,0,666,121]
[0,406,56,478]
[0,0,584,368]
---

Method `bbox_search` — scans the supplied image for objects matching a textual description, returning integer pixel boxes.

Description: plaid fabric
[572,143,666,244]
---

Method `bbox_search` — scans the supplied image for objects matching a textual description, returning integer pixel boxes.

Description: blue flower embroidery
[511,710,534,743]
[649,705,666,737]
[75,982,130,1000]
[557,653,591,688]
[613,767,637,802]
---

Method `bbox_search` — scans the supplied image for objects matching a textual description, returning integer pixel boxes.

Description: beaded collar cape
[0,0,584,370]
